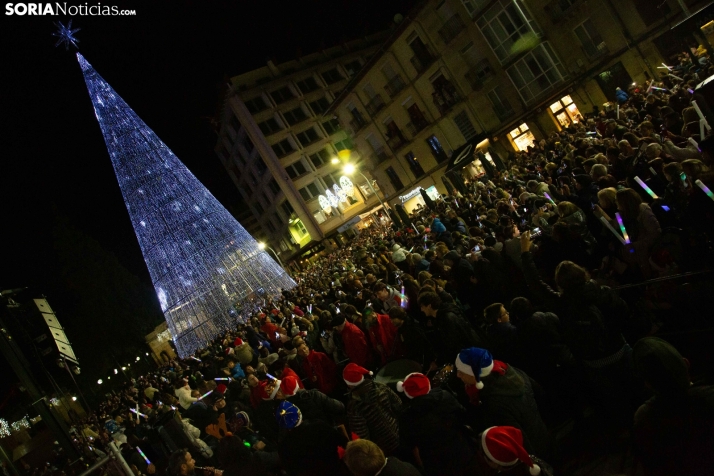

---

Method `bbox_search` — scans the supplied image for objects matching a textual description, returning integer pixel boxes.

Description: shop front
[397,182,441,214]
[443,134,506,192]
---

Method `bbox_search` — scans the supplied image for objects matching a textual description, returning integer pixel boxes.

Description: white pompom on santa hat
[396,372,431,399]
[342,363,373,386]
[481,426,541,475]
[280,375,300,397]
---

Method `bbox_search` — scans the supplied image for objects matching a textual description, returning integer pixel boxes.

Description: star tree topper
[53,20,80,50]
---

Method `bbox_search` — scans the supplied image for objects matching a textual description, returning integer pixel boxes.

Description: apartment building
[329,0,712,212]
[215,33,389,260]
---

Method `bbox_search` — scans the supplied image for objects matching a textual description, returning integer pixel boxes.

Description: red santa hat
[215,384,227,395]
[396,372,431,399]
[257,380,281,400]
[342,363,372,386]
[224,347,234,355]
[481,426,541,475]
[280,376,300,397]
[233,337,243,347]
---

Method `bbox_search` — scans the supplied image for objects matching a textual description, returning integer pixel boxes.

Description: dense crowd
[69,61,714,476]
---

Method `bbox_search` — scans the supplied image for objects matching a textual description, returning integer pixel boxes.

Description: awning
[444,133,489,173]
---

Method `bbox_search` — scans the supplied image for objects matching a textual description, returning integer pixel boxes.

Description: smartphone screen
[473,245,480,252]
[531,227,542,237]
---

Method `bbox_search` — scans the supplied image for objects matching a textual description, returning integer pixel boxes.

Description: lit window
[549,96,581,128]
[509,123,536,152]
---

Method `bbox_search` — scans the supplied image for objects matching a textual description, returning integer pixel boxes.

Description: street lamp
[258,242,285,268]
[343,163,389,223]
[97,379,103,385]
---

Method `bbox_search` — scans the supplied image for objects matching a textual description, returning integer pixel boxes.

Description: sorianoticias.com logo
[5,3,136,15]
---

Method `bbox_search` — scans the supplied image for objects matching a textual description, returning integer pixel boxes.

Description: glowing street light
[121,366,126,371]
[136,357,141,361]
[97,379,103,385]
[72,396,77,401]
[258,242,284,268]
[331,157,340,164]
[114,369,118,374]
[343,163,387,222]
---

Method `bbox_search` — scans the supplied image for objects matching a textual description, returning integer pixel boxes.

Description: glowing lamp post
[259,242,284,269]
[343,163,388,218]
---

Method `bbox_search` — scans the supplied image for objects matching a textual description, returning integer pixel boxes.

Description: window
[574,19,605,57]
[268,178,281,196]
[506,43,565,103]
[270,86,294,105]
[299,182,321,201]
[404,152,426,178]
[309,96,331,114]
[281,201,294,219]
[549,95,582,127]
[454,110,478,141]
[385,166,404,191]
[296,76,320,94]
[476,0,540,63]
[487,86,515,121]
[460,0,489,17]
[285,159,307,179]
[255,157,268,176]
[272,138,295,158]
[344,60,362,76]
[438,14,466,45]
[322,118,341,134]
[426,135,449,163]
[295,127,320,147]
[509,123,536,152]
[245,96,268,114]
[242,135,255,154]
[283,106,308,126]
[253,201,264,215]
[258,117,283,135]
[322,172,340,189]
[321,68,344,85]
[265,220,276,233]
[309,148,331,168]
[334,138,354,151]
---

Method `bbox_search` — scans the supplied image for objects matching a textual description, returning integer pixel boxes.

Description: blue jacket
[615,89,629,104]
[230,363,245,379]
[431,218,447,234]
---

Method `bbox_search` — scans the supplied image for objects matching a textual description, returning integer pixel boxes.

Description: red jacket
[367,313,399,365]
[340,321,372,368]
[301,350,337,395]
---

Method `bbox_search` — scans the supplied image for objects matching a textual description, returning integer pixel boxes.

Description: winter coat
[522,251,629,363]
[287,388,345,427]
[366,313,398,365]
[615,89,629,104]
[233,342,255,367]
[379,457,423,476]
[400,388,476,475]
[433,303,486,365]
[347,380,403,455]
[415,258,431,273]
[339,321,372,368]
[300,349,337,395]
[391,317,436,370]
[474,365,552,459]
[175,386,197,410]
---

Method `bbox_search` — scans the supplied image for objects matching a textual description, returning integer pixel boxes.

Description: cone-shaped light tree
[77,53,295,357]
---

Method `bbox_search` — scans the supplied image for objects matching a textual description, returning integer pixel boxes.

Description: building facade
[329,0,712,212]
[215,34,389,261]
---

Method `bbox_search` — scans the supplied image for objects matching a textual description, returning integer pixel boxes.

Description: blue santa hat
[275,401,302,429]
[455,347,494,389]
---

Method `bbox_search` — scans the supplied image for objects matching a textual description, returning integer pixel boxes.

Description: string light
[11,416,30,432]
[339,176,354,196]
[0,419,10,438]
[76,53,295,357]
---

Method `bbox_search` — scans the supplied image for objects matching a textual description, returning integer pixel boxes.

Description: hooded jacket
[399,388,476,475]
[347,380,403,455]
[476,365,552,459]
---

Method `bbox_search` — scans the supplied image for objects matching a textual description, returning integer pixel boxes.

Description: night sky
[1,0,417,289]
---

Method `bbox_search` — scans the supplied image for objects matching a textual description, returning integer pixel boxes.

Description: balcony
[365,94,386,116]
[438,14,466,45]
[410,53,436,75]
[370,146,391,164]
[387,133,408,151]
[464,59,493,92]
[493,106,516,123]
[350,115,368,133]
[406,117,429,137]
[384,75,407,98]
[432,82,461,116]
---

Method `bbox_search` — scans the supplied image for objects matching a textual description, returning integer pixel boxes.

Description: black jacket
[433,303,486,365]
[400,388,476,476]
[286,389,345,427]
[521,251,629,362]
[392,317,436,371]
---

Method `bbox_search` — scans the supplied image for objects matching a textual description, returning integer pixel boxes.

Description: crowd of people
[64,63,714,476]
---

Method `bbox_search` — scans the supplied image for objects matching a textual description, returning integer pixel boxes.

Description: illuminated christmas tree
[76,52,295,356]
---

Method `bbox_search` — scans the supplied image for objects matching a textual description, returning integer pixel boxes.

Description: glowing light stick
[615,212,631,244]
[543,192,556,205]
[688,137,701,152]
[424,234,428,242]
[616,104,619,119]
[691,100,711,132]
[649,167,658,176]
[214,378,230,381]
[129,408,148,418]
[695,180,714,200]
[136,447,151,466]
[634,176,659,199]
[453,200,459,208]
[661,63,672,70]
[308,304,312,314]
[190,356,201,362]
[266,373,277,381]
[197,390,212,401]
[668,73,684,82]
[599,217,627,245]
[400,286,407,308]
[650,86,668,92]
